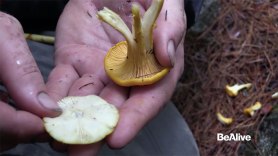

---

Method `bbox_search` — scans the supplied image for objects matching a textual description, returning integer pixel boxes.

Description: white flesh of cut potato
[43,95,119,144]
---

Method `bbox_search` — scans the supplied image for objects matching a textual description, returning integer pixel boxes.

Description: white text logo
[217,133,251,141]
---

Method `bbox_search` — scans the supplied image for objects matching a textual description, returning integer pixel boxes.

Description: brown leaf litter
[172,0,278,155]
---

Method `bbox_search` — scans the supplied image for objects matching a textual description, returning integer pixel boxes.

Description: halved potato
[43,95,119,144]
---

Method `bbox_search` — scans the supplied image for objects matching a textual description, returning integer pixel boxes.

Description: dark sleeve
[184,0,204,28]
[0,0,68,33]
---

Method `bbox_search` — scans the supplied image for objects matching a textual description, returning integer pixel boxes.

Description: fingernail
[167,40,175,67]
[38,92,62,112]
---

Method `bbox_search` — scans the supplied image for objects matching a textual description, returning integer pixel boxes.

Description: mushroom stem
[97,7,133,44]
[142,0,164,50]
[130,4,145,60]
[24,33,55,44]
[128,0,163,67]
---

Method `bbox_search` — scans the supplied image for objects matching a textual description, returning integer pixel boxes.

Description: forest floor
[172,0,278,155]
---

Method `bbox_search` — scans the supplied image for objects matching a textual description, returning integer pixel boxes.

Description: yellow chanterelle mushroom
[225,83,252,97]
[43,95,119,144]
[216,112,233,125]
[97,0,169,86]
[243,101,262,117]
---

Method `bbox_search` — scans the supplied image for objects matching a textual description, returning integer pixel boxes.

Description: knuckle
[21,64,40,77]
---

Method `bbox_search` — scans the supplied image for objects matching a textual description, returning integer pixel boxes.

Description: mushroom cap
[43,95,119,144]
[104,41,170,86]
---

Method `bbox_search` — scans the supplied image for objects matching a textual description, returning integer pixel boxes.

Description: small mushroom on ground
[271,92,278,99]
[243,101,262,117]
[225,83,252,97]
[97,0,169,86]
[43,95,119,144]
[216,112,233,125]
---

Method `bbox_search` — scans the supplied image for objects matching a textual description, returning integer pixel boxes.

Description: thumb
[153,0,186,67]
[0,13,61,117]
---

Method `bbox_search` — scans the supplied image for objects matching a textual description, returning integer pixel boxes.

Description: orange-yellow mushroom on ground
[225,83,252,97]
[243,101,262,117]
[216,112,233,125]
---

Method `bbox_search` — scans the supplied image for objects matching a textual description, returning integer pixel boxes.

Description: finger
[0,101,44,151]
[55,45,108,80]
[68,74,105,96]
[0,13,61,117]
[46,64,79,101]
[153,0,186,67]
[107,84,170,148]
[99,82,128,108]
[107,41,184,148]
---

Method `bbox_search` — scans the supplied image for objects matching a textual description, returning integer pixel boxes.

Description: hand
[0,12,61,151]
[47,0,186,155]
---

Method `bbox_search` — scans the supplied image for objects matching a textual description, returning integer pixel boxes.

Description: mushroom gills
[43,95,119,144]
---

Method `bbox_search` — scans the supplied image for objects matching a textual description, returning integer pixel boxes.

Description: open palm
[46,0,186,155]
